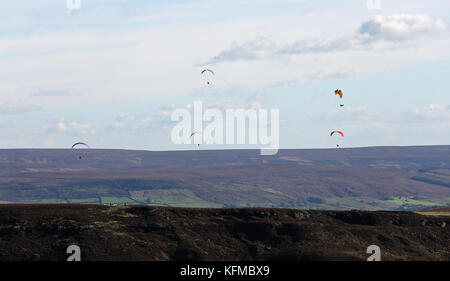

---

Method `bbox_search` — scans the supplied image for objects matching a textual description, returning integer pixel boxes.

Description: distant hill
[0,146,449,210]
[0,205,448,261]
[1,145,449,170]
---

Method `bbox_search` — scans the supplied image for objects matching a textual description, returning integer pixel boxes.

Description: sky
[0,0,449,151]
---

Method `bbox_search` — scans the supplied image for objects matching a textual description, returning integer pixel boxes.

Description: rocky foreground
[0,205,448,261]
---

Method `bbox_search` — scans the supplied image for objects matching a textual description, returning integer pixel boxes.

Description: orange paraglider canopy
[334,89,343,99]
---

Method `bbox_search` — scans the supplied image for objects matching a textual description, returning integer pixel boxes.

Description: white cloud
[0,103,40,115]
[192,84,247,97]
[30,89,79,98]
[246,91,266,103]
[312,104,450,126]
[358,14,447,42]
[204,36,276,65]
[43,118,96,135]
[277,36,356,55]
[312,106,376,124]
[115,112,137,123]
[307,70,355,80]
[111,112,170,133]
[206,14,448,64]
[409,104,450,120]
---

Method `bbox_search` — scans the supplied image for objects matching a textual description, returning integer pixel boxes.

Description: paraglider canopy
[334,89,343,99]
[72,142,90,149]
[190,131,204,137]
[201,69,214,75]
[330,130,344,137]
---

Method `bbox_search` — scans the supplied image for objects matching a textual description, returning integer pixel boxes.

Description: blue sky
[0,0,449,150]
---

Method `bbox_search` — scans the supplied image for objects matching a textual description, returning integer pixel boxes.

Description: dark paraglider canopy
[72,142,90,149]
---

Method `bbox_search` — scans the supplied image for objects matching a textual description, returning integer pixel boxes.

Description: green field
[130,189,223,208]
[100,197,137,205]
[306,196,450,211]
[69,198,100,204]
[1,193,448,211]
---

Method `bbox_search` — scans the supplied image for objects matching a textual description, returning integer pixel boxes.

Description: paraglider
[190,131,203,147]
[201,68,214,85]
[330,131,344,147]
[72,142,90,159]
[331,90,345,148]
[334,89,344,107]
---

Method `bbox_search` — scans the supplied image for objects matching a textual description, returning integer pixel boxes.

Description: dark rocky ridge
[0,205,448,261]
